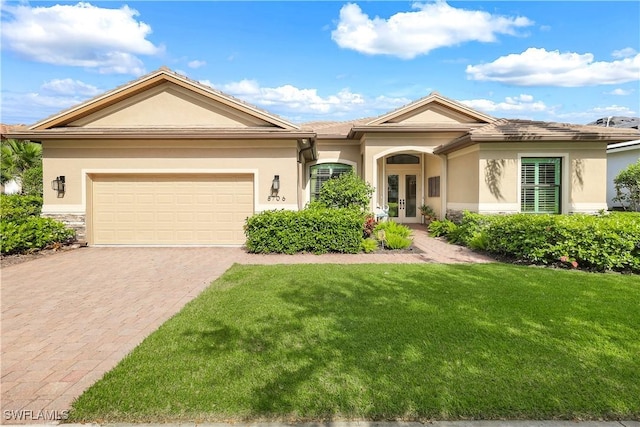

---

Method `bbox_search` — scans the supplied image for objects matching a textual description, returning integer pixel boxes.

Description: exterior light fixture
[268,175,284,201]
[51,176,66,195]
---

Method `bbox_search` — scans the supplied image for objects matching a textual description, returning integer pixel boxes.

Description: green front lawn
[68,264,640,422]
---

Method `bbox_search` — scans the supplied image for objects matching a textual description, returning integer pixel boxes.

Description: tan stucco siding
[315,140,361,172]
[70,83,274,128]
[447,146,479,206]
[42,139,298,213]
[300,140,361,206]
[391,104,483,124]
[568,149,607,207]
[476,142,608,213]
[361,132,465,211]
[424,154,443,217]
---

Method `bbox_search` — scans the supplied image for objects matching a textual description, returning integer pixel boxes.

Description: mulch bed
[1,243,85,268]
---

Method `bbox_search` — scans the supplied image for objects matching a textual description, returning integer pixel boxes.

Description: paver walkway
[1,226,492,424]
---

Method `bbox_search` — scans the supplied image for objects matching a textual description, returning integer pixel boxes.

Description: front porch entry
[384,154,422,223]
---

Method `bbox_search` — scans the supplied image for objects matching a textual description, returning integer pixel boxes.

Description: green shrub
[1,194,75,255]
[385,233,412,250]
[428,219,457,237]
[244,207,364,254]
[21,165,43,197]
[1,194,43,222]
[374,220,412,238]
[446,211,500,246]
[613,159,640,211]
[360,238,378,253]
[316,171,374,210]
[372,220,413,250]
[1,216,76,254]
[481,213,640,273]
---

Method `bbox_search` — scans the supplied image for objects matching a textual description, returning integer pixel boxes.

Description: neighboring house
[1,180,21,195]
[606,140,640,210]
[586,117,640,211]
[3,68,639,246]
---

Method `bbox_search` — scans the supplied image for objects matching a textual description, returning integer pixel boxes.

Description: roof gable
[68,82,275,128]
[31,68,298,131]
[367,92,495,126]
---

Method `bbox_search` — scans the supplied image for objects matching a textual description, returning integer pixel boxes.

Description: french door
[386,169,421,223]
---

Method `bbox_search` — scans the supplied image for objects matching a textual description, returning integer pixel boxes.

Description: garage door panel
[92,174,253,245]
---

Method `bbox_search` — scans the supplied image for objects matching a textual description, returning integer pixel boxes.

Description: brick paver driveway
[1,229,491,423]
[1,247,245,423]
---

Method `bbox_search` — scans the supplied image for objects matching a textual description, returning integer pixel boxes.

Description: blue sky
[1,1,639,126]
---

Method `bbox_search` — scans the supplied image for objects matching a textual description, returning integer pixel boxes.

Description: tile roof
[469,118,640,140]
[301,118,372,137]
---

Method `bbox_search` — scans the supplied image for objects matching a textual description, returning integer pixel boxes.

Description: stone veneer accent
[42,213,86,242]
[445,209,464,224]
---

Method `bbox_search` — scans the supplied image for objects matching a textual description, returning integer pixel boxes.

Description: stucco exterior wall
[476,141,609,214]
[301,139,361,206]
[70,83,273,128]
[42,139,299,216]
[446,146,480,211]
[424,154,443,218]
[360,132,464,212]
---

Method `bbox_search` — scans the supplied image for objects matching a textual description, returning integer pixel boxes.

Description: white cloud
[331,2,533,59]
[41,78,102,97]
[612,47,637,58]
[605,88,633,96]
[217,79,366,114]
[205,79,409,120]
[466,47,640,86]
[1,78,104,124]
[460,94,550,116]
[0,2,162,75]
[188,60,206,69]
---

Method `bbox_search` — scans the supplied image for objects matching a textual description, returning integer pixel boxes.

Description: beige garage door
[91,174,253,245]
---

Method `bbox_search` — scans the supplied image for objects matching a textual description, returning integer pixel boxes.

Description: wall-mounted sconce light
[268,175,285,201]
[51,176,65,196]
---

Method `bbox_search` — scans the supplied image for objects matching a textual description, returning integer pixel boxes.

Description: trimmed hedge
[430,212,640,273]
[244,207,364,254]
[1,194,42,222]
[1,194,75,255]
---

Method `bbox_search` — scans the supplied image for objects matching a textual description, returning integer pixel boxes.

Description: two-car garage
[89,174,254,245]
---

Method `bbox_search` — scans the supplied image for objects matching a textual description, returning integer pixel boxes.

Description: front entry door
[387,171,420,223]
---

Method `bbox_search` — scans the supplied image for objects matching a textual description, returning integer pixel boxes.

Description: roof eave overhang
[347,124,479,139]
[434,133,640,155]
[3,130,316,141]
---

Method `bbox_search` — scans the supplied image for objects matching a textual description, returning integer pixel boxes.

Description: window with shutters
[521,158,561,214]
[309,163,353,201]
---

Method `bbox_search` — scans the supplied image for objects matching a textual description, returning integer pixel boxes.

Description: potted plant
[419,204,437,226]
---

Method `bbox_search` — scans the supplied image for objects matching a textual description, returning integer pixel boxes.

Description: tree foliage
[1,139,42,193]
[316,171,374,211]
[613,159,640,211]
[22,165,43,197]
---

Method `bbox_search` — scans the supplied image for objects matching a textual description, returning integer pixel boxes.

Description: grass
[67,264,640,422]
